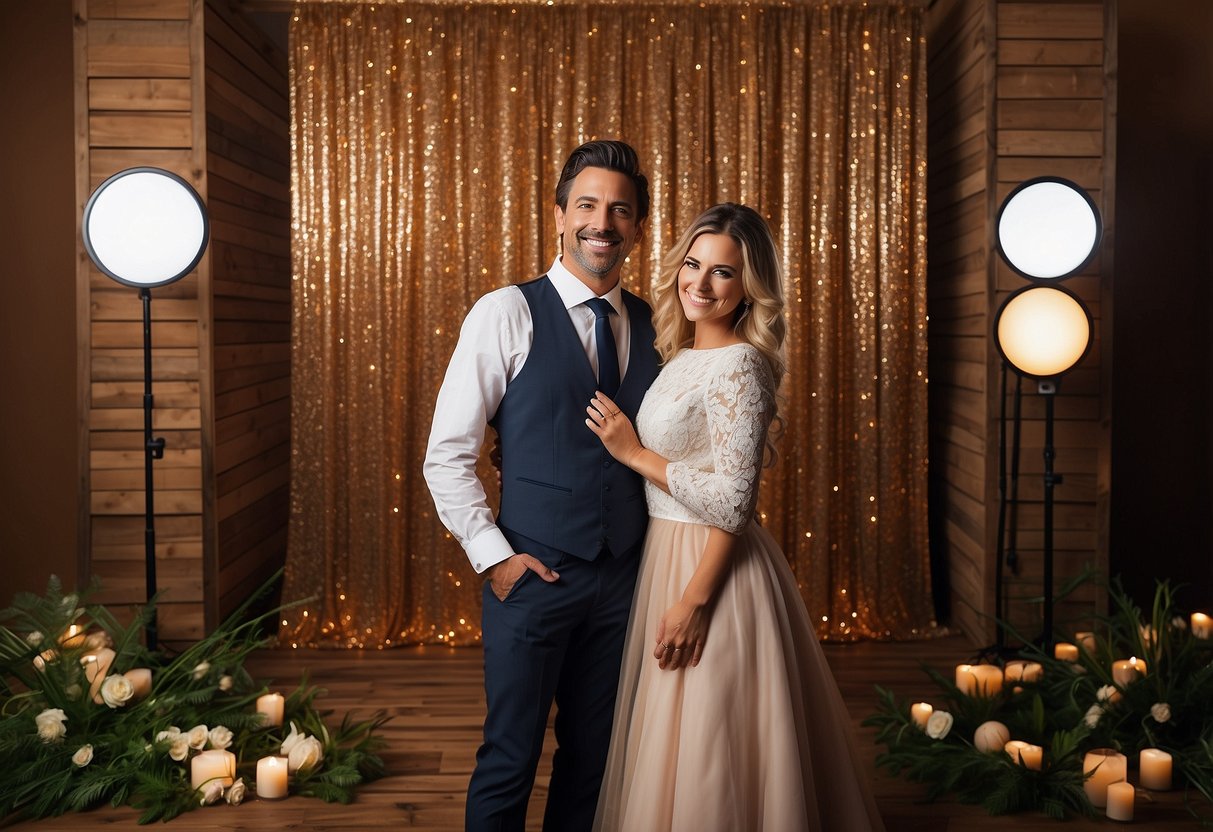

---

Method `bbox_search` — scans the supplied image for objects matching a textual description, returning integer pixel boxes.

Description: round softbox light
[996,177,1100,281]
[994,284,1094,378]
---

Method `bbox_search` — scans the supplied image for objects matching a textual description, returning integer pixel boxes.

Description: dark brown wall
[0,0,80,597]
[1112,0,1213,610]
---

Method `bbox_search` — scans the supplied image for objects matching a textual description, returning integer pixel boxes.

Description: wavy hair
[650,203,787,461]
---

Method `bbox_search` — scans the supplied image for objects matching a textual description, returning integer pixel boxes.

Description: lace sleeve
[666,347,774,534]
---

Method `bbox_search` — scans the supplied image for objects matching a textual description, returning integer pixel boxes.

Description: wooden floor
[5,634,1202,830]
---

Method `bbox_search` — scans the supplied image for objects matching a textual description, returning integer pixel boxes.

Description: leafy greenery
[864,578,1213,822]
[0,572,388,824]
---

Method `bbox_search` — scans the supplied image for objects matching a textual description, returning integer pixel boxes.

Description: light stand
[82,167,209,650]
[992,177,1100,654]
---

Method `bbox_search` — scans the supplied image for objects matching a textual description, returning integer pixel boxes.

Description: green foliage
[0,571,389,824]
[864,577,1213,822]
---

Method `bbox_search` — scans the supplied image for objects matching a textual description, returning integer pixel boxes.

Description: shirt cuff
[466,527,516,574]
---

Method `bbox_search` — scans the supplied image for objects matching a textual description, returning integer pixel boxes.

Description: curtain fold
[282,1,933,646]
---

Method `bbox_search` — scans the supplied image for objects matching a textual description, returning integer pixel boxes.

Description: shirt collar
[547,256,624,315]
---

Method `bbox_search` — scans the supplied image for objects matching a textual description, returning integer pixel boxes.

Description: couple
[424,141,883,831]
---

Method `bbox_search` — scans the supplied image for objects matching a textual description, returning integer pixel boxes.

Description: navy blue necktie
[585,297,620,397]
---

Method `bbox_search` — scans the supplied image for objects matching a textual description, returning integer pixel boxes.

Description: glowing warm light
[995,286,1092,378]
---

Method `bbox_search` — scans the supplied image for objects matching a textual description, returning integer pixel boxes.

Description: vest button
[604,485,612,492]
[602,460,612,468]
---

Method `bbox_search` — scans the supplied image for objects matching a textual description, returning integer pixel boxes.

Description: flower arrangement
[864,578,1213,821]
[0,573,387,823]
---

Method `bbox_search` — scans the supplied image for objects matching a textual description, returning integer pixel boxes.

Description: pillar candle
[1054,642,1079,662]
[1018,744,1043,771]
[1192,612,1212,639]
[123,668,153,700]
[910,702,933,729]
[1083,748,1127,808]
[1112,657,1147,686]
[968,664,1003,697]
[1106,781,1134,821]
[256,692,285,727]
[1075,631,1097,653]
[190,749,235,789]
[59,624,86,649]
[954,664,976,695]
[256,755,289,799]
[81,647,116,700]
[1139,748,1172,790]
[1004,740,1029,763]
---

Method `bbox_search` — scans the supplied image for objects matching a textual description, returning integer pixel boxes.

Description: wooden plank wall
[202,0,291,626]
[76,0,291,637]
[927,0,1113,645]
[77,0,207,641]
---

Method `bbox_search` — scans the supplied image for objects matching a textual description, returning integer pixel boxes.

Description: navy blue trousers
[465,529,639,832]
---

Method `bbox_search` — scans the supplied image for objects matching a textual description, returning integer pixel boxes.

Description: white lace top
[636,343,775,535]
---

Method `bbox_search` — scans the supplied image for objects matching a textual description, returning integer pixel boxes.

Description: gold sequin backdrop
[282,0,933,647]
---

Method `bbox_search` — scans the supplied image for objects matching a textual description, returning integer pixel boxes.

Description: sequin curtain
[282,1,932,647]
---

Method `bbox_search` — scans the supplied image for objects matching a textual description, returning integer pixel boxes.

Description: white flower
[1172,616,1187,630]
[187,724,209,750]
[280,721,305,756]
[208,725,234,750]
[218,675,233,692]
[1151,702,1172,723]
[26,630,44,647]
[226,777,246,805]
[287,734,324,773]
[169,737,191,761]
[1084,704,1104,727]
[72,744,94,767]
[84,631,112,651]
[156,726,182,744]
[35,708,67,743]
[1096,685,1118,703]
[192,661,210,681]
[925,710,954,740]
[99,674,134,709]
[64,684,82,701]
[61,594,78,611]
[200,780,224,805]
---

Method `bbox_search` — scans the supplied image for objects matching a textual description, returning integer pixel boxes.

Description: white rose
[72,744,94,767]
[187,724,209,750]
[1151,702,1172,723]
[84,631,112,651]
[287,735,324,773]
[1172,616,1187,630]
[1084,704,1104,727]
[192,661,210,681]
[925,710,954,740]
[100,674,134,709]
[169,737,191,761]
[218,675,233,692]
[200,780,224,805]
[226,777,246,805]
[1095,684,1118,703]
[208,725,234,750]
[26,630,44,647]
[35,708,67,743]
[156,726,182,744]
[280,721,304,756]
[61,594,79,611]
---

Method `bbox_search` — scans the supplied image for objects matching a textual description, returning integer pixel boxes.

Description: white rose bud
[287,735,325,773]
[1151,702,1172,723]
[208,725,234,750]
[1172,616,1187,630]
[200,780,224,806]
[72,744,94,767]
[218,675,233,692]
[226,777,246,806]
[169,737,191,762]
[26,630,44,647]
[100,674,134,709]
[83,631,112,651]
[35,708,67,743]
[192,661,210,681]
[187,724,209,750]
[61,594,79,611]
[156,726,182,744]
[1095,684,1118,703]
[925,710,954,740]
[280,722,304,756]
[64,684,82,701]
[1084,704,1104,727]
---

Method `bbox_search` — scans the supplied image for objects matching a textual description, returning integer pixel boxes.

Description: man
[423,140,660,832]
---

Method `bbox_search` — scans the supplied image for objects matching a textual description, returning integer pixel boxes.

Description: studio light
[82,167,209,650]
[995,284,1093,379]
[996,177,1101,281]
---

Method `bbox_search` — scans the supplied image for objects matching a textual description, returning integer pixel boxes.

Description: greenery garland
[0,573,388,824]
[864,578,1213,823]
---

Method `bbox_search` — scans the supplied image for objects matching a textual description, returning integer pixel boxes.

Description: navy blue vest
[493,276,660,561]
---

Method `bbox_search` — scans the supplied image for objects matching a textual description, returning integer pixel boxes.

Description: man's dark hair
[554,140,650,222]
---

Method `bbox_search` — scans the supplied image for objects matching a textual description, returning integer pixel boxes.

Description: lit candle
[1005,660,1043,685]
[256,755,289,799]
[256,692,285,727]
[910,702,933,729]
[1018,743,1043,771]
[59,624,86,649]
[123,668,153,700]
[32,649,57,672]
[1004,740,1029,762]
[1083,748,1127,808]
[1192,612,1212,639]
[954,664,976,696]
[190,749,236,790]
[1054,642,1079,662]
[1075,631,1097,653]
[1106,781,1134,821]
[1139,748,1172,790]
[1111,657,1148,686]
[968,664,1003,697]
[80,647,116,700]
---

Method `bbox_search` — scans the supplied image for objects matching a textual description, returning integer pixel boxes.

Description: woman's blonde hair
[650,203,787,461]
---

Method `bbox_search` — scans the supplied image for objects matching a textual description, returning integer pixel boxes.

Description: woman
[586,203,884,831]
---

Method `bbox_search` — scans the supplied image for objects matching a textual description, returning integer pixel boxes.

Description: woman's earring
[735,299,753,327]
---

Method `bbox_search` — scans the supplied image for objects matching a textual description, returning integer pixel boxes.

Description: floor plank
[4,636,1201,830]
